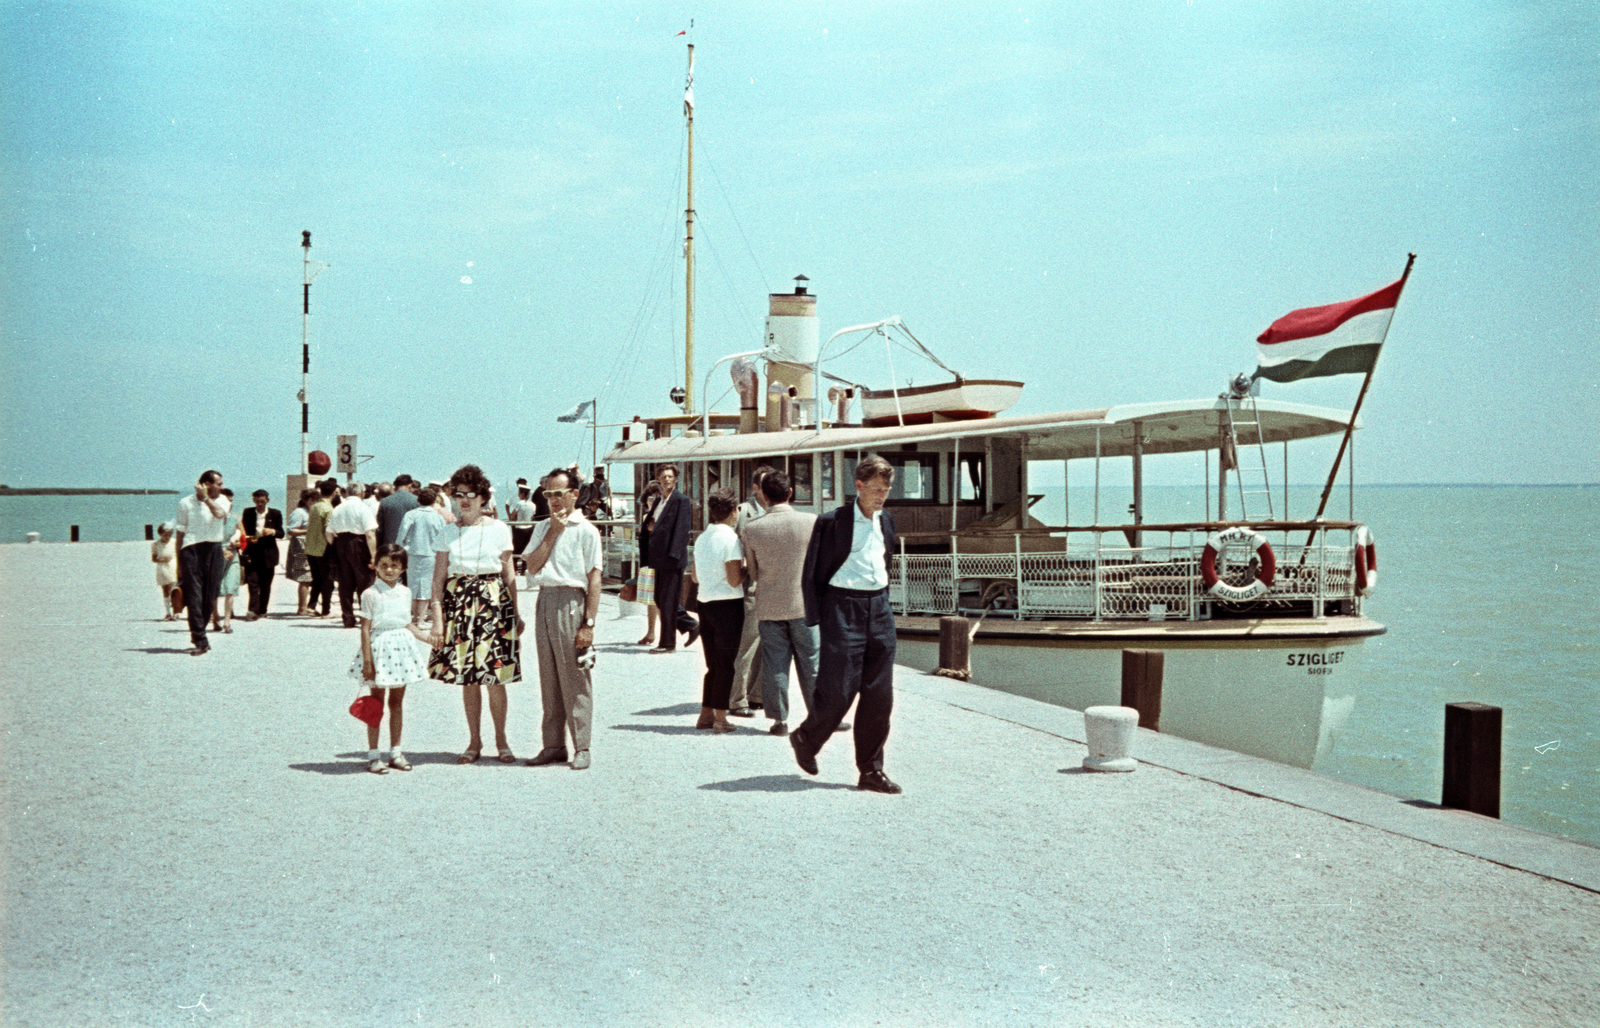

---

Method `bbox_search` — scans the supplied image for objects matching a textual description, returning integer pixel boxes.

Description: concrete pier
[2,542,1597,1027]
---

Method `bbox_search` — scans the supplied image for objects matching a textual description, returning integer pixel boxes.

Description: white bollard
[1082,705,1139,772]
[25,532,40,544]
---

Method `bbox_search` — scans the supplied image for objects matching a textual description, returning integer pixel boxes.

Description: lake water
[3,485,1597,846]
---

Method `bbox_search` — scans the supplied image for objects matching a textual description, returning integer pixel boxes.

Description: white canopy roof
[605,398,1358,464]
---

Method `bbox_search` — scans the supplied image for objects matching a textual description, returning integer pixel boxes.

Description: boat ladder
[1225,394,1275,521]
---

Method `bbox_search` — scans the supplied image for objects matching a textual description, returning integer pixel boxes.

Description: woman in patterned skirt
[427,464,524,764]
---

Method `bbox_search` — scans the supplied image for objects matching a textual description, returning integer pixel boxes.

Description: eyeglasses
[452,491,479,500]
[542,489,573,497]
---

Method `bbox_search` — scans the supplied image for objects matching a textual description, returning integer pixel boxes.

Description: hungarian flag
[1254,270,1409,383]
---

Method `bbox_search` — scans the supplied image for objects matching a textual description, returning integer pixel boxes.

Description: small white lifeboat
[858,379,1024,426]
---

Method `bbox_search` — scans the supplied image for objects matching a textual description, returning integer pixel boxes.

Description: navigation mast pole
[683,40,696,415]
[300,231,312,474]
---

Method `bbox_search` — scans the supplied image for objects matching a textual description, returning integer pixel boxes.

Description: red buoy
[307,449,332,475]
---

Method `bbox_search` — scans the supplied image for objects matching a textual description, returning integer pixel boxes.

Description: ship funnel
[765,275,817,429]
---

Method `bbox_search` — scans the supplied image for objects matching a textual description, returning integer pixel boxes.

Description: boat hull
[895,617,1381,769]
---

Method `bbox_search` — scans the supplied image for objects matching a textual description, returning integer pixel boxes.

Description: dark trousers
[307,551,334,614]
[697,598,744,710]
[180,542,224,648]
[246,556,275,616]
[651,565,699,651]
[793,587,895,773]
[334,535,374,627]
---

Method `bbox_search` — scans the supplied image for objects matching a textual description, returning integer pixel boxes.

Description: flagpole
[591,396,598,472]
[1300,253,1414,554]
[683,41,696,416]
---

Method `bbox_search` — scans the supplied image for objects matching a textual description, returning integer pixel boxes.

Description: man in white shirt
[326,484,379,628]
[173,469,232,655]
[522,467,604,771]
[789,455,902,794]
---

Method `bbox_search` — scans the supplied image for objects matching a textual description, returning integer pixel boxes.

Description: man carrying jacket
[789,454,901,794]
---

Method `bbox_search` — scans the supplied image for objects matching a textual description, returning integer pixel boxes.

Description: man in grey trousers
[739,470,819,737]
[520,468,603,771]
[727,464,774,717]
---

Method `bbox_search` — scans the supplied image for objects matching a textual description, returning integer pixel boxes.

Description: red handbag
[349,694,383,726]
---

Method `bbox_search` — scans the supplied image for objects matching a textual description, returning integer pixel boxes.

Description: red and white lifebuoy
[1200,526,1277,602]
[1354,525,1377,595]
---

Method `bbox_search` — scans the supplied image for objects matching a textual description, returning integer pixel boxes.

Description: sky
[2,1,1595,494]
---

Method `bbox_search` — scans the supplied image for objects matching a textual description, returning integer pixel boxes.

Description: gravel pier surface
[3,542,1597,1027]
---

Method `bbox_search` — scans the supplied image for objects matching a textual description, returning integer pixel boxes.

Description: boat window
[886,454,940,503]
[789,455,814,506]
[821,453,835,501]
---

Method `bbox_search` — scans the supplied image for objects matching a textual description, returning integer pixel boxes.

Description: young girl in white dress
[353,544,433,774]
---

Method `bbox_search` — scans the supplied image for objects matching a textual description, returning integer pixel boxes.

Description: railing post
[897,535,908,614]
[1315,526,1326,619]
[949,536,959,614]
[1093,530,1103,621]
[1014,531,1023,617]
[1442,702,1501,818]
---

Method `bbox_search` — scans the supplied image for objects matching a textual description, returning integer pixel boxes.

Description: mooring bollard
[1442,702,1501,818]
[1120,649,1163,731]
[937,616,972,679]
[25,532,40,544]
[145,524,155,540]
[1082,706,1139,772]
[70,525,80,542]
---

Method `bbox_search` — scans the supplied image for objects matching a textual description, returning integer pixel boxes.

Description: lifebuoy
[1354,525,1377,595]
[1200,527,1277,602]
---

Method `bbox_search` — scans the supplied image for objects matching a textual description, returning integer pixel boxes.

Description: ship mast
[683,41,696,414]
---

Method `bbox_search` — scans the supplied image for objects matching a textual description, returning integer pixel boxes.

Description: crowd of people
[158,455,902,793]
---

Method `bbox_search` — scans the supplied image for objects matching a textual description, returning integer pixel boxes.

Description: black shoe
[790,733,818,776]
[769,721,788,736]
[833,720,851,733]
[682,622,701,648]
[728,707,756,718]
[857,770,902,794]
[526,747,568,767]
[749,703,763,710]
[190,643,209,656]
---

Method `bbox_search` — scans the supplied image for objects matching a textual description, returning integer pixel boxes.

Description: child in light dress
[152,522,179,619]
[353,544,433,774]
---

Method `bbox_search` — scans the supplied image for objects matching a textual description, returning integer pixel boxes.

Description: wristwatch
[584,617,596,627]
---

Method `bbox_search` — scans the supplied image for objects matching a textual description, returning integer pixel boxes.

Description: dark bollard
[1442,702,1501,818]
[1120,649,1163,731]
[145,524,155,540]
[937,616,972,679]
[70,525,80,542]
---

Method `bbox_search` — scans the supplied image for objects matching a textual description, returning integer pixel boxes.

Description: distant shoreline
[0,488,179,496]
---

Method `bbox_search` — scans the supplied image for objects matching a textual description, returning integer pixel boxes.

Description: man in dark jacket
[646,463,700,652]
[241,489,283,621]
[790,454,902,794]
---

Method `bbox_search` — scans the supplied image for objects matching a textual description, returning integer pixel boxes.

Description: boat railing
[890,522,1364,621]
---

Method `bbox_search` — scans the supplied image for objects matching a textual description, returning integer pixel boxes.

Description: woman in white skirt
[352,544,433,774]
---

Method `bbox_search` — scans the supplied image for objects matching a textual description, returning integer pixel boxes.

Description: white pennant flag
[556,400,595,424]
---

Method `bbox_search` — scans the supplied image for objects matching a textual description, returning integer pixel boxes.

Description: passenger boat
[603,43,1384,770]
[605,289,1385,770]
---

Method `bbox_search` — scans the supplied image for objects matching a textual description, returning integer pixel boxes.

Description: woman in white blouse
[426,464,524,763]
